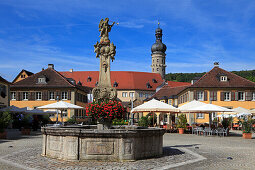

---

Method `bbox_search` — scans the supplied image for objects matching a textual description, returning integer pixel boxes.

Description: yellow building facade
[151,64,255,125]
[10,65,91,122]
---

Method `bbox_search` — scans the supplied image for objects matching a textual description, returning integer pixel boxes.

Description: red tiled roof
[167,81,191,87]
[191,66,255,88]
[150,85,189,99]
[60,71,163,91]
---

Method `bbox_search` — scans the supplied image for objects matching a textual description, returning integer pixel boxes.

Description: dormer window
[38,77,46,84]
[146,82,152,88]
[152,79,157,83]
[220,76,227,82]
[87,76,92,82]
[113,81,118,87]
[77,81,82,86]
[95,81,98,86]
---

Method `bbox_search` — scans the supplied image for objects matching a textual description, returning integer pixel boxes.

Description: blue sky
[0,0,255,81]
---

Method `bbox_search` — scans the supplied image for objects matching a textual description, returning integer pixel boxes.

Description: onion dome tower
[151,23,167,79]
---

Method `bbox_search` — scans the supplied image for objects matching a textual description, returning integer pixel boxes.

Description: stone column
[156,113,160,126]
[167,113,171,125]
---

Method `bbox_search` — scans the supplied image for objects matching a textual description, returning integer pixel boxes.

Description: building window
[224,92,231,101]
[62,91,68,100]
[220,76,227,81]
[168,99,172,105]
[21,74,26,78]
[157,59,159,62]
[49,113,55,117]
[11,92,16,100]
[197,113,204,119]
[252,92,255,101]
[129,92,134,98]
[139,92,143,98]
[157,68,159,71]
[197,91,203,101]
[62,110,67,117]
[23,92,28,100]
[36,92,42,100]
[49,92,55,100]
[122,92,127,97]
[238,92,244,101]
[145,93,149,98]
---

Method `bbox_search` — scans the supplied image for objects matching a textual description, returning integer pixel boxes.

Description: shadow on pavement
[170,144,201,148]
[162,146,186,157]
[0,129,42,144]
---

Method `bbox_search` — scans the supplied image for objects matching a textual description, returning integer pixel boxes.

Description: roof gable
[191,67,255,88]
[60,71,163,91]
[12,69,34,83]
[11,68,75,88]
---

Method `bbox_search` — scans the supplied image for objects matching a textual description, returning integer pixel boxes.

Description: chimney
[214,62,219,67]
[42,68,44,71]
[48,64,54,69]
[69,69,73,73]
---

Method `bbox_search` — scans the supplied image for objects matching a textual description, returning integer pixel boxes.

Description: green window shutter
[231,92,235,101]
[235,92,238,101]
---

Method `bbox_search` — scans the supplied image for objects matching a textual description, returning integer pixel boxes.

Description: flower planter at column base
[0,131,7,139]
[178,128,184,134]
[97,121,112,130]
[242,133,252,139]
[21,129,31,135]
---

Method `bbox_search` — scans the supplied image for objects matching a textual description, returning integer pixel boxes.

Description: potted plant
[19,114,33,135]
[241,117,253,139]
[0,111,12,139]
[221,117,232,135]
[86,100,125,130]
[138,116,149,127]
[177,114,187,134]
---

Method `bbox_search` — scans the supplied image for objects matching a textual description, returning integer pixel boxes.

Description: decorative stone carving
[93,18,117,103]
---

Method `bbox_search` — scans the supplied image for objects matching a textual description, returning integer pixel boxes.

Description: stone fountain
[41,18,165,161]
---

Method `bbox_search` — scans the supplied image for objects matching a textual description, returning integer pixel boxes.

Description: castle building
[150,62,255,125]
[151,25,167,79]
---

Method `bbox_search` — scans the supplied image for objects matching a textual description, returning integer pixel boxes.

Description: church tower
[151,24,167,79]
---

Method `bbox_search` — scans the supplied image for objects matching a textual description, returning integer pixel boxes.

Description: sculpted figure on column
[92,18,117,102]
[99,18,115,43]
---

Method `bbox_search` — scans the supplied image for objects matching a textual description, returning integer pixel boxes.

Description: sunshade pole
[61,110,63,124]
[153,112,155,127]
[56,110,59,124]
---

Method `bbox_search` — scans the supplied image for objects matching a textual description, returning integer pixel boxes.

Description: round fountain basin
[41,126,165,161]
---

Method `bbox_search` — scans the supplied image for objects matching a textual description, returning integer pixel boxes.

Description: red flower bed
[86,100,125,121]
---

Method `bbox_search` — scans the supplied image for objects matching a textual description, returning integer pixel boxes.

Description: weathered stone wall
[41,126,165,161]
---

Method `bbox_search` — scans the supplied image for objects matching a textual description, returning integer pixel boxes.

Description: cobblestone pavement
[164,131,255,170]
[0,129,254,169]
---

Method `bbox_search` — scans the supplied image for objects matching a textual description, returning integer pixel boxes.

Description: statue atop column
[99,18,115,43]
[92,18,117,103]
